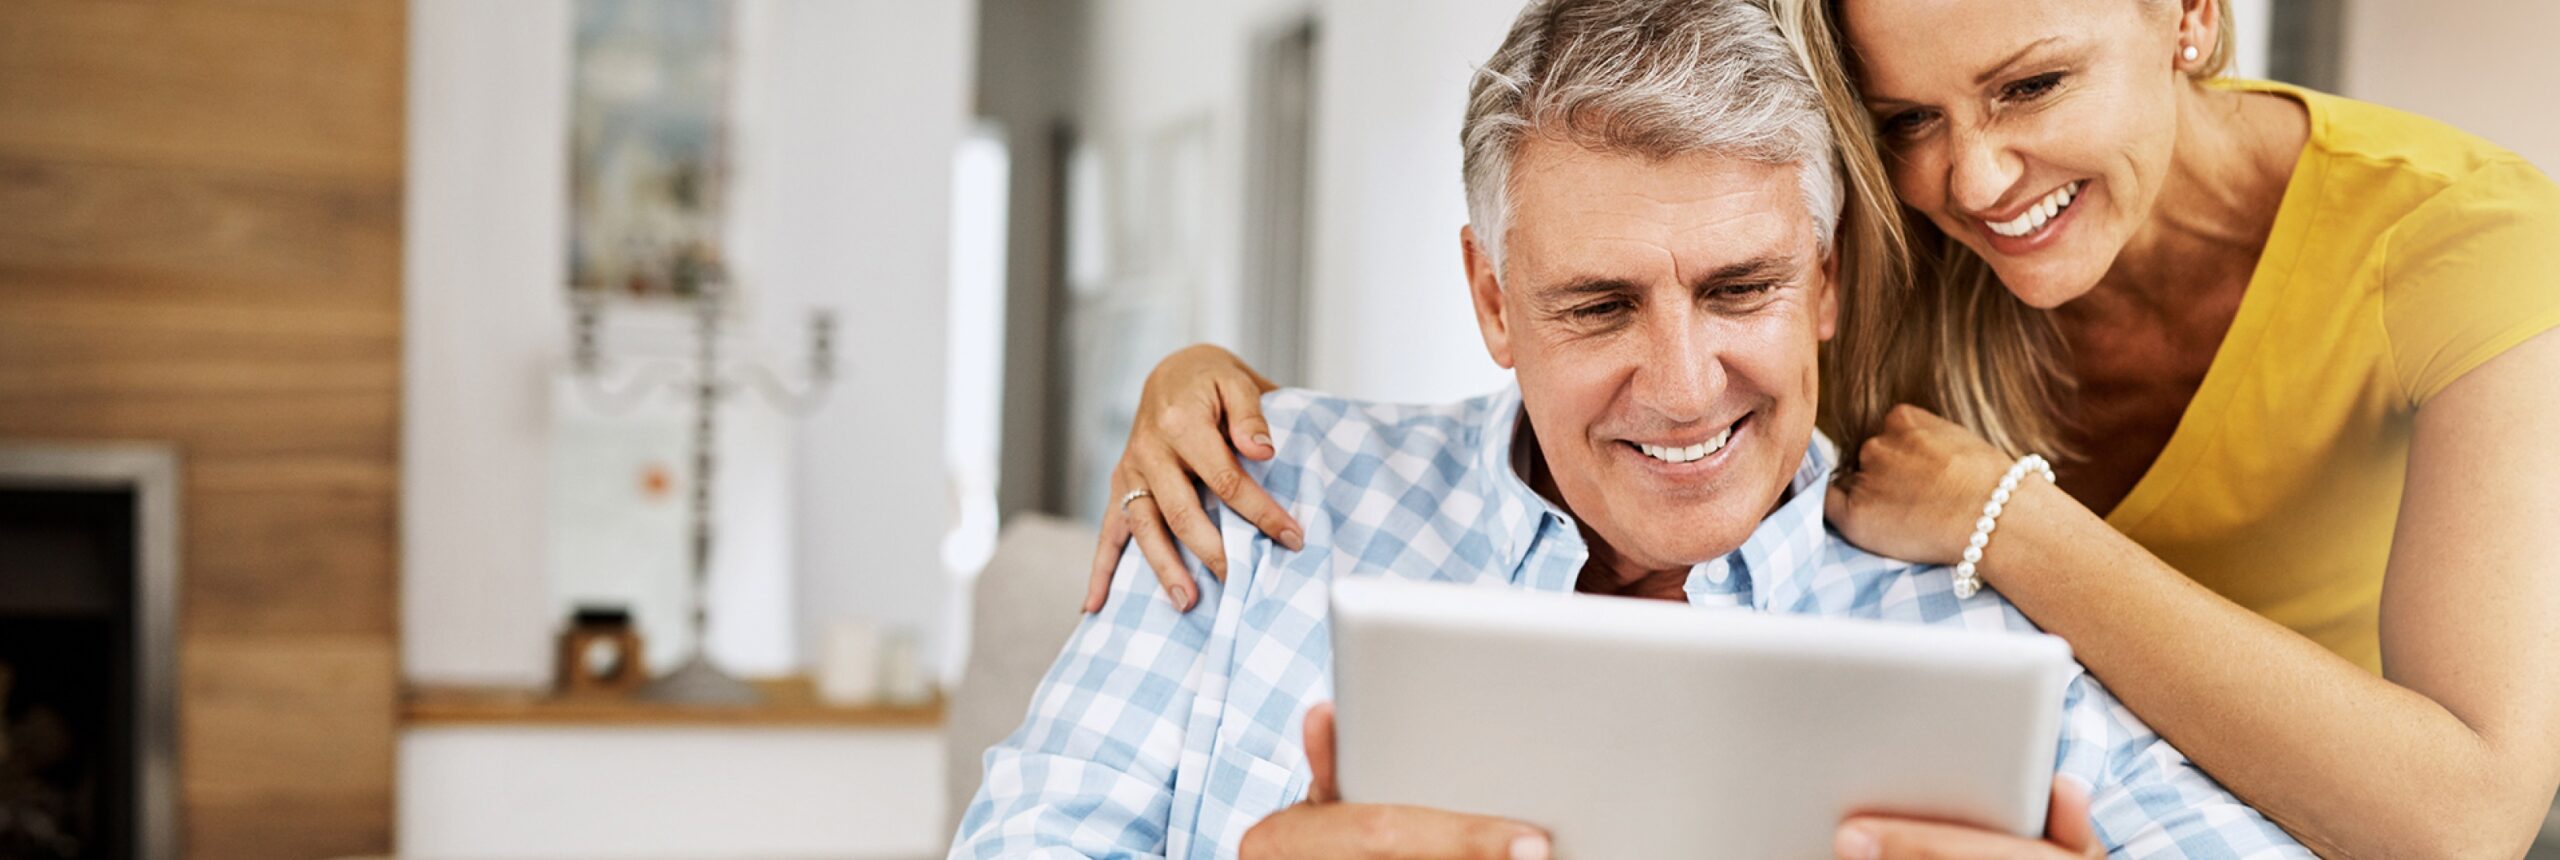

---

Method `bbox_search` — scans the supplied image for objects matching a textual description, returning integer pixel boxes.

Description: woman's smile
[1975,179,2093,255]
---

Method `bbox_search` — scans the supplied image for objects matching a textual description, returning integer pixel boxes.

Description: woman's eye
[2002,72,2065,103]
[1879,109,1937,139]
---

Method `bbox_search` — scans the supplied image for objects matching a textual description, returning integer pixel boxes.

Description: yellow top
[2110,80,2560,673]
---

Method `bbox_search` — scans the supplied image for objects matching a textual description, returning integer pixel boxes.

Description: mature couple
[957,0,2560,856]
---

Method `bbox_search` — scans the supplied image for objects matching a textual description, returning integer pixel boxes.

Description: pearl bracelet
[1952,453,2056,599]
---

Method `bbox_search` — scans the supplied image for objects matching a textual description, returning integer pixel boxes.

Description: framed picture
[568,0,735,299]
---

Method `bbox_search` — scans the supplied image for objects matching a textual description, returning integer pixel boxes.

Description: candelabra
[569,283,835,704]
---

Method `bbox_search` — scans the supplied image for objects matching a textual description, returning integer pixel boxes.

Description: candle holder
[567,282,835,704]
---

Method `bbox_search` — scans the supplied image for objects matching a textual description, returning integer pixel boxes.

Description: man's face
[1465,137,1837,573]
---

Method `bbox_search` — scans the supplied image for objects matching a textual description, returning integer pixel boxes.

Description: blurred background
[0,1,2551,858]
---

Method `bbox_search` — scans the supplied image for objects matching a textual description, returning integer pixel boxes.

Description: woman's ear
[2174,0,2221,71]
[1461,225,1517,370]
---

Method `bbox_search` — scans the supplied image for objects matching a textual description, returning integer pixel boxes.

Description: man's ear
[1462,225,1516,369]
[1814,248,1841,342]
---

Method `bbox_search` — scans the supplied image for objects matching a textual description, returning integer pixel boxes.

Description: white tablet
[1330,576,2074,858]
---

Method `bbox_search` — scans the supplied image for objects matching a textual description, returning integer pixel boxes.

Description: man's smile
[1616,412,1753,477]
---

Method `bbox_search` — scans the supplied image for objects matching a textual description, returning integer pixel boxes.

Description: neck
[1513,419,1693,601]
[2076,81,2303,325]
[1575,530,1694,601]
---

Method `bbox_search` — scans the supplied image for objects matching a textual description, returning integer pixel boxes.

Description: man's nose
[1631,309,1724,423]
[1948,125,2023,216]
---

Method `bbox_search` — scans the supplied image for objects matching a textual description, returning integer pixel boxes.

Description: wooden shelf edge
[403,677,946,729]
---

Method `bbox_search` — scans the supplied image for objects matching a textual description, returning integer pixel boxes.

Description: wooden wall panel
[0,1,406,858]
[0,1,404,181]
[0,159,402,300]
[188,465,400,636]
[181,636,398,858]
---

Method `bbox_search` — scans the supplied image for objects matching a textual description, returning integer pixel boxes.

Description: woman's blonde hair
[1775,0,2234,463]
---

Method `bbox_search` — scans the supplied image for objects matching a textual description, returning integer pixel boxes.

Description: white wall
[1069,0,1520,409]
[405,0,975,685]
[2227,0,2272,79]
[405,0,575,686]
[1302,0,1521,403]
[2337,0,2560,171]
[733,0,976,681]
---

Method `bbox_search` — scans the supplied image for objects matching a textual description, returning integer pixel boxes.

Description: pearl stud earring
[2182,44,2200,62]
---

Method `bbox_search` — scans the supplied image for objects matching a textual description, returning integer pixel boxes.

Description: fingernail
[1252,433,1273,448]
[1171,585,1192,609]
[1509,834,1551,860]
[1834,824,1878,860]
[1279,529,1304,551]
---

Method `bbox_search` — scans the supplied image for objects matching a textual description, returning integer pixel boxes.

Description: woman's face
[1840,0,2206,308]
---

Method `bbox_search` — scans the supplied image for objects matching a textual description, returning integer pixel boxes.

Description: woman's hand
[1087,344,1304,613]
[1826,405,2023,567]
[1833,777,2103,859]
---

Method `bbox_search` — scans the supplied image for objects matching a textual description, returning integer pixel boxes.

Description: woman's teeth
[1987,180,2085,238]
[1637,424,1734,464]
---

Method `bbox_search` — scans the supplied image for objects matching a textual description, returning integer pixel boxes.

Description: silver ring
[1118,488,1154,514]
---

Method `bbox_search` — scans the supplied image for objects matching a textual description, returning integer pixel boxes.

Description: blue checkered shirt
[952,386,2309,859]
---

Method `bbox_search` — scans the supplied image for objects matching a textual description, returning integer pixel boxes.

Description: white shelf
[398,725,947,860]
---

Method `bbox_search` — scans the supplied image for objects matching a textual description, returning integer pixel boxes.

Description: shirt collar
[1471,383,1842,606]
[1703,431,1839,612]
[1471,384,1573,586]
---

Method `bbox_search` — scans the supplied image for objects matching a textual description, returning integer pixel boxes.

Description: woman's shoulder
[2220,81,2560,404]
[2365,145,2560,404]
[2251,80,2536,188]
[2241,79,2559,274]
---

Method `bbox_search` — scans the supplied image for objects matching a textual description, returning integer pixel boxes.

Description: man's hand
[1241,703,1554,860]
[1242,802,1555,859]
[1833,777,2104,859]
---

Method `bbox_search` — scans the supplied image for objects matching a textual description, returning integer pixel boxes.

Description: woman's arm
[1086,343,1299,613]
[1829,329,2560,858]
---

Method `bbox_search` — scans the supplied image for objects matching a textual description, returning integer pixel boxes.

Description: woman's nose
[1948,127,2023,216]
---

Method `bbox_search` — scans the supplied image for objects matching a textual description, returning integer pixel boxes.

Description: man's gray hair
[1462,0,1842,277]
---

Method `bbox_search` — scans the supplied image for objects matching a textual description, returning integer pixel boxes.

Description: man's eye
[1570,300,1631,320]
[1714,282,1778,300]
[2002,72,2065,103]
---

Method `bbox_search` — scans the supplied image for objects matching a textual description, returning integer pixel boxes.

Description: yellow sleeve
[2382,156,2560,405]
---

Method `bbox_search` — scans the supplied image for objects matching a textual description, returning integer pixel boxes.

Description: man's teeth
[1987,181,2084,238]
[1637,425,1734,464]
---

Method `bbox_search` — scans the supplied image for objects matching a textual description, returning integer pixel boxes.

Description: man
[953,1,2310,857]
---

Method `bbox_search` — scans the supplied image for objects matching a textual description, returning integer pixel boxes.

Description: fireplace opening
[0,487,138,860]
[0,445,175,860]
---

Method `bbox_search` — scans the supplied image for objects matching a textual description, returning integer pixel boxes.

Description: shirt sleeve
[2052,671,2315,859]
[948,537,1228,859]
[2382,156,2560,405]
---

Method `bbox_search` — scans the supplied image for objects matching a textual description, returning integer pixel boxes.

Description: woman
[1086,0,2560,855]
